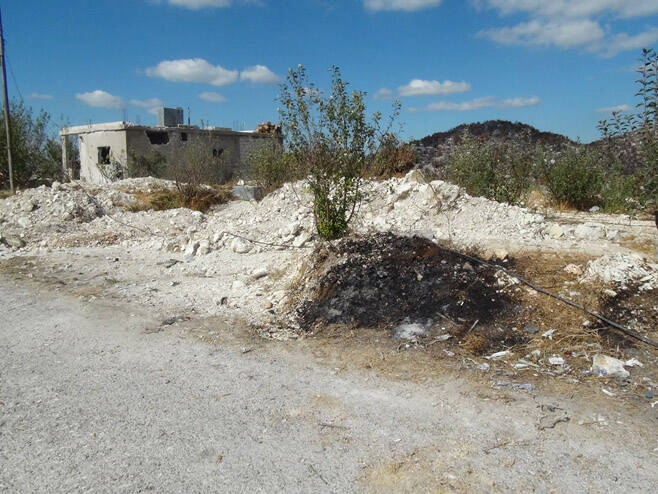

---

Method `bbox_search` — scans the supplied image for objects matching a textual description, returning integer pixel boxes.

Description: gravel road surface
[1,278,656,493]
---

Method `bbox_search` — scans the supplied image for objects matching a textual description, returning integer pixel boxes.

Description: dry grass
[0,189,14,200]
[619,235,655,256]
[126,186,234,213]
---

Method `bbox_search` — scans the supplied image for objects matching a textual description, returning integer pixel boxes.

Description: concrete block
[231,185,263,201]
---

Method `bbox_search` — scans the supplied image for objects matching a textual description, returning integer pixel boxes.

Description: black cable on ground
[433,242,658,349]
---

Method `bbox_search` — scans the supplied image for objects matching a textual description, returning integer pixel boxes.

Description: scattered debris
[486,350,512,360]
[496,381,535,393]
[624,358,643,368]
[537,405,570,430]
[523,324,540,334]
[564,264,583,276]
[591,354,630,380]
[601,388,616,397]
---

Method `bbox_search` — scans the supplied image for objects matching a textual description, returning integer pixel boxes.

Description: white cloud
[364,0,442,11]
[199,91,227,102]
[410,95,540,112]
[398,79,471,96]
[474,0,658,56]
[475,1,658,20]
[145,58,239,86]
[479,19,604,48]
[130,98,164,115]
[76,90,124,109]
[166,0,232,9]
[28,92,53,100]
[498,95,541,108]
[374,88,394,100]
[240,65,280,84]
[604,28,658,57]
[597,104,633,113]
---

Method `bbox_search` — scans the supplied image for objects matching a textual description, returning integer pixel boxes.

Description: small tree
[0,100,64,189]
[278,65,399,239]
[596,47,658,210]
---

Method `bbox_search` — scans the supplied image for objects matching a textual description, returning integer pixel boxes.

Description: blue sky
[4,0,658,142]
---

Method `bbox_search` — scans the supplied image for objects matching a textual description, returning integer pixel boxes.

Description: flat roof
[60,121,281,138]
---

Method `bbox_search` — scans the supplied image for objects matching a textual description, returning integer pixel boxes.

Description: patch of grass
[0,189,14,199]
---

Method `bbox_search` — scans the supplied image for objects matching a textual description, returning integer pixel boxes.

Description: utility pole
[0,6,13,193]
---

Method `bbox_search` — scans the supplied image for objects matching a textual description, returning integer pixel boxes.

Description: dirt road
[1,277,656,493]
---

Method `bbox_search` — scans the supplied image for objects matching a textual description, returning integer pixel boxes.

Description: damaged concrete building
[60,107,283,183]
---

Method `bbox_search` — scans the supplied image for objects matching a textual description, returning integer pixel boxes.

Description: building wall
[239,134,284,166]
[73,126,282,184]
[77,130,128,184]
[126,128,243,178]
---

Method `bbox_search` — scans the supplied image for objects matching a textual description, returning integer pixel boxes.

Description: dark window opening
[181,132,188,142]
[146,130,170,145]
[98,146,111,165]
[212,148,224,157]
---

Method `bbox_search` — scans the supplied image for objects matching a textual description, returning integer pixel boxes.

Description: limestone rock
[546,224,564,239]
[231,237,253,254]
[292,231,311,248]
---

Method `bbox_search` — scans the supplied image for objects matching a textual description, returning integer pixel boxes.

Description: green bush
[247,144,295,192]
[127,150,167,178]
[368,133,417,178]
[278,65,400,239]
[446,131,535,204]
[546,148,603,209]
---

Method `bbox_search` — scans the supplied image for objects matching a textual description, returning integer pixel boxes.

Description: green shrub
[546,148,603,209]
[278,65,400,239]
[446,131,534,204]
[247,144,295,192]
[368,133,417,178]
[600,167,642,213]
[127,150,167,178]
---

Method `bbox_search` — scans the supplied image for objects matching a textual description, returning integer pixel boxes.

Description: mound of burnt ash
[293,233,517,336]
[599,286,658,348]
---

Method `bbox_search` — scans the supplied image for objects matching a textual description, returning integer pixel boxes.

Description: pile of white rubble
[0,171,656,290]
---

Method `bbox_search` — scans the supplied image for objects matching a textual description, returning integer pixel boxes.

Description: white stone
[574,223,602,240]
[485,350,511,360]
[184,240,200,258]
[546,224,565,239]
[231,237,252,254]
[404,169,425,184]
[292,232,311,248]
[16,217,31,228]
[197,240,211,256]
[285,222,301,237]
[252,267,268,280]
[394,322,427,341]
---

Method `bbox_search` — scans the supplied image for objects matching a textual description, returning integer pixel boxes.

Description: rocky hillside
[416,120,575,149]
[414,120,576,171]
